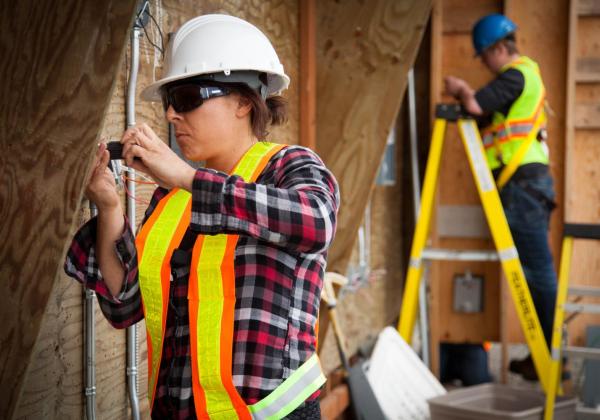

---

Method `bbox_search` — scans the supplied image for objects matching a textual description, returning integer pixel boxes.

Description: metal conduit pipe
[85,203,98,420]
[126,25,141,420]
[407,68,430,368]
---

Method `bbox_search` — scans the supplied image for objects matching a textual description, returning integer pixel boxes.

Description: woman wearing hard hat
[65,14,339,419]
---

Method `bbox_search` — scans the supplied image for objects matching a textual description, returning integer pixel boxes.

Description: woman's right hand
[85,143,121,211]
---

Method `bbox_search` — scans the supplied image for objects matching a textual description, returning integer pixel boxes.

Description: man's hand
[443,75,483,116]
[121,123,196,191]
[444,76,467,98]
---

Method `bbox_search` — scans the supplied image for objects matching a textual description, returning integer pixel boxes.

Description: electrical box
[453,271,484,313]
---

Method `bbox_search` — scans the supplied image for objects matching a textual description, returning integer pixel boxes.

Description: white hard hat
[141,14,290,101]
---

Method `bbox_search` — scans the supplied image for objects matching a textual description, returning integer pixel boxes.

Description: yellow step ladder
[544,223,600,419]
[397,103,552,393]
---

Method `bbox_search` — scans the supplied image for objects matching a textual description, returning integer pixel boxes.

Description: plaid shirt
[65,145,339,419]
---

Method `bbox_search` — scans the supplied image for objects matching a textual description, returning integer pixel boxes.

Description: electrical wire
[122,175,153,205]
[136,1,164,57]
[147,10,165,55]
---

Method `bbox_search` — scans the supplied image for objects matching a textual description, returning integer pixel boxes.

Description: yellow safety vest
[482,56,549,172]
[136,142,326,419]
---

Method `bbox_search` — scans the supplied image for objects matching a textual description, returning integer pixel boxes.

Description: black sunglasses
[160,84,230,113]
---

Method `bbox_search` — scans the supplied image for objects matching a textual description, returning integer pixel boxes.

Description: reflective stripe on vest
[482,56,549,170]
[136,188,191,406]
[137,142,325,418]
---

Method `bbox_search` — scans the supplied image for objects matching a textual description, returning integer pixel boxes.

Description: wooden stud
[428,0,443,377]
[299,0,317,150]
[566,0,579,222]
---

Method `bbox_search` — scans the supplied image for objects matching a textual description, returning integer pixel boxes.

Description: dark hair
[498,33,519,55]
[226,82,288,140]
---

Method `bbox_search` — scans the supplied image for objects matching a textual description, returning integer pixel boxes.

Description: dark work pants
[500,173,558,348]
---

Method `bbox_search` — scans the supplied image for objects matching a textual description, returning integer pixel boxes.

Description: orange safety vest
[135,142,326,419]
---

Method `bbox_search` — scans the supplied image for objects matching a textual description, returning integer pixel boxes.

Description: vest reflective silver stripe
[249,354,326,420]
[483,123,536,148]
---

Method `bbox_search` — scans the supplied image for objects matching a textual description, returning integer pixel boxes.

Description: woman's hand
[121,123,196,191]
[86,143,121,211]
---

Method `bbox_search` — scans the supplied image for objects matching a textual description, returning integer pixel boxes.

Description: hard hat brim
[140,70,290,102]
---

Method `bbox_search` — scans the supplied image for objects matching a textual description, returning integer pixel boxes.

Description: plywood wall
[318,5,433,373]
[427,0,571,374]
[316,0,432,275]
[0,2,138,419]
[13,1,300,419]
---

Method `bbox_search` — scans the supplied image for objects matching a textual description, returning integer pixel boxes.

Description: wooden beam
[316,0,432,274]
[578,0,600,16]
[0,1,138,418]
[576,57,600,83]
[320,384,350,419]
[574,103,600,128]
[566,0,578,221]
[299,0,317,150]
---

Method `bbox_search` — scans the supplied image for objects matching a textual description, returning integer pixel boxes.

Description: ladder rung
[422,248,499,262]
[563,223,600,240]
[563,302,600,315]
[576,404,600,415]
[564,346,600,361]
[569,286,600,297]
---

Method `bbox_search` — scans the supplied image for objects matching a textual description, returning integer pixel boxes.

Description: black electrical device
[107,141,124,160]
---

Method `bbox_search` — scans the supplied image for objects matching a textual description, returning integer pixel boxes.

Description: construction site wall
[13,1,299,419]
[425,0,594,378]
[12,0,431,417]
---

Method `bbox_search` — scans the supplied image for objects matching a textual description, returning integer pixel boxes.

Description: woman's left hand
[121,123,196,191]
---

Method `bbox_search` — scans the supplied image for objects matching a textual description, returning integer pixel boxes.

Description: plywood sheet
[316,0,432,274]
[0,2,138,418]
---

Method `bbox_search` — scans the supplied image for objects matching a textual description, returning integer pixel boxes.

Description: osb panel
[14,265,85,419]
[0,1,138,418]
[316,0,432,274]
[320,120,407,374]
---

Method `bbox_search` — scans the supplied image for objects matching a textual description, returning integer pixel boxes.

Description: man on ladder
[444,13,559,381]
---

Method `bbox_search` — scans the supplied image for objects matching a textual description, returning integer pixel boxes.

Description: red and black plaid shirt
[65,145,339,419]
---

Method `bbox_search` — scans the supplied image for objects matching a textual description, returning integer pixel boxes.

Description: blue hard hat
[472,14,517,55]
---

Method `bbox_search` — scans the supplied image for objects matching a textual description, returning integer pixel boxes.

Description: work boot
[509,355,571,381]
